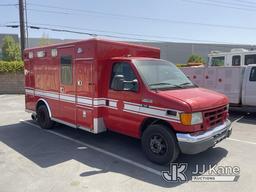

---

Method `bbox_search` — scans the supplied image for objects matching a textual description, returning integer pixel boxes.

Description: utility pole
[19,0,26,56]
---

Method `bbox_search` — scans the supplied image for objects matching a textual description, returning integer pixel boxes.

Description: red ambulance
[24,38,232,164]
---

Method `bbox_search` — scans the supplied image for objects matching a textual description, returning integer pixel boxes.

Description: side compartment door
[58,47,76,125]
[243,66,256,106]
[24,53,34,110]
[76,59,94,130]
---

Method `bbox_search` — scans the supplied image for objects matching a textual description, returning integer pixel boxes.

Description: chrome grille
[203,105,228,130]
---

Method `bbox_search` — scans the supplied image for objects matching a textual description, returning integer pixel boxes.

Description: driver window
[110,62,137,90]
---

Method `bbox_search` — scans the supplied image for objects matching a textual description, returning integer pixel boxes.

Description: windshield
[134,59,195,90]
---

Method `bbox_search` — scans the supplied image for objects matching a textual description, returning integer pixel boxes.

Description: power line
[232,0,256,4]
[5,24,256,45]
[3,24,256,50]
[223,0,256,6]
[208,0,256,8]
[9,24,163,42]
[180,0,256,12]
[27,23,256,46]
[23,22,176,39]
[25,3,256,32]
[26,8,70,15]
[29,1,256,13]
[0,3,17,7]
[5,21,234,44]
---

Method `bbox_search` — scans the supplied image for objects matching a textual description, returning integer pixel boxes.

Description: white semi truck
[181,65,256,107]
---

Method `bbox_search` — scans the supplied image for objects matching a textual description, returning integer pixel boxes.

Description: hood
[158,88,228,112]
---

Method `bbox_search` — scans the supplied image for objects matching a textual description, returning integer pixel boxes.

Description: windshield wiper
[178,82,197,87]
[149,82,182,88]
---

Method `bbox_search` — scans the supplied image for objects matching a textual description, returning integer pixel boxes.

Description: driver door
[106,61,143,136]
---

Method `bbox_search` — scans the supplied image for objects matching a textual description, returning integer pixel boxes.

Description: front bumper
[176,120,232,154]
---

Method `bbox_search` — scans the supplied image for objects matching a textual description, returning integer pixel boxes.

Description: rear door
[58,46,76,125]
[243,66,256,106]
[76,59,94,130]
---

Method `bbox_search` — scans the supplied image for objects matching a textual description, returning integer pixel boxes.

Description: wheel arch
[36,99,52,118]
[139,117,174,137]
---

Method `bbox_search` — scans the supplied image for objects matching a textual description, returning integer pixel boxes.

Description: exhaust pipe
[31,113,37,121]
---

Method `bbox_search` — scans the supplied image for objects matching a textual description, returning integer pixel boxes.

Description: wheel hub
[150,135,167,155]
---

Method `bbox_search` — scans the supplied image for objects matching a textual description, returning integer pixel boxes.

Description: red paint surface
[24,38,228,138]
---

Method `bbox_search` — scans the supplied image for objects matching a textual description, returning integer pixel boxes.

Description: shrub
[187,54,205,64]
[0,60,24,73]
[1,36,21,61]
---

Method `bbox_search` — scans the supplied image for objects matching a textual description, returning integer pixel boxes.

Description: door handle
[60,87,64,93]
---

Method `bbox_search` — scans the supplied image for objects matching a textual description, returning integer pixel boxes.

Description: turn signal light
[180,113,192,125]
[180,112,203,125]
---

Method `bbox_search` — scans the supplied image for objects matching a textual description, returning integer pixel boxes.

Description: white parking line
[19,119,162,176]
[228,115,256,145]
[232,115,245,124]
[227,138,256,145]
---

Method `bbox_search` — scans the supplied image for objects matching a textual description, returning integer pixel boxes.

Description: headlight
[180,112,203,125]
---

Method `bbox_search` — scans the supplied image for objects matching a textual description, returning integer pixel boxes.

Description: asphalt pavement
[0,94,255,192]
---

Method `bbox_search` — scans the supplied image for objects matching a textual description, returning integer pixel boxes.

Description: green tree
[39,33,52,46]
[1,36,21,61]
[187,54,205,64]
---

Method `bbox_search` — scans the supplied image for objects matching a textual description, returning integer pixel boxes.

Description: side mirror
[129,79,138,92]
[111,75,139,92]
[123,79,138,92]
[111,75,124,90]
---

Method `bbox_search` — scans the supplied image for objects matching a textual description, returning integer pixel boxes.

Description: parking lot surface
[0,95,255,192]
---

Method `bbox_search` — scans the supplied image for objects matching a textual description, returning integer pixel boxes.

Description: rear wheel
[37,105,53,129]
[141,124,180,165]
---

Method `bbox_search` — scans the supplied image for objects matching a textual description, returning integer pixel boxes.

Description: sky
[1,0,256,45]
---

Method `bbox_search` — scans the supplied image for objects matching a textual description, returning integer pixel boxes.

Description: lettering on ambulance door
[107,62,143,136]
[58,47,76,125]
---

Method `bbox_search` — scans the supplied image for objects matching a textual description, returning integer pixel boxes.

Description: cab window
[249,67,256,81]
[110,62,137,90]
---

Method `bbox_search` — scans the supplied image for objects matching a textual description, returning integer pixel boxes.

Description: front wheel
[37,105,53,129]
[141,124,180,165]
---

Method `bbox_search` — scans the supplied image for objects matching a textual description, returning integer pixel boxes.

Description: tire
[37,105,53,129]
[141,124,180,165]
